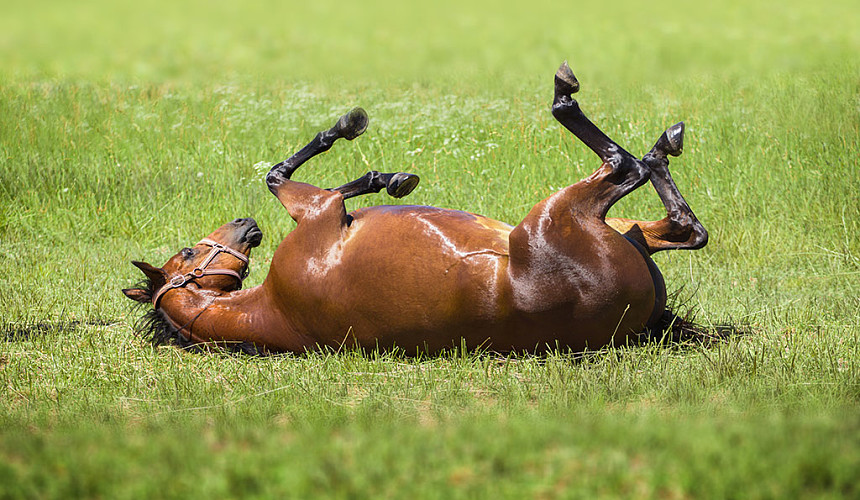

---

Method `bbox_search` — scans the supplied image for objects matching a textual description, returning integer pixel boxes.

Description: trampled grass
[1,0,859,497]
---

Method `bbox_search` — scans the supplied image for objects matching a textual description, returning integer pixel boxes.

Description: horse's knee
[688,222,708,249]
[667,212,708,250]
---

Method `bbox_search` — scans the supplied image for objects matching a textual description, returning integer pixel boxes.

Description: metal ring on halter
[151,239,250,308]
[169,275,187,287]
[199,238,249,263]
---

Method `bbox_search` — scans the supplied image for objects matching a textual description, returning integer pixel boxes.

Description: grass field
[1,0,859,497]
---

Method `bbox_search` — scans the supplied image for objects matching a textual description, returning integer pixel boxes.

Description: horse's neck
[159,284,300,352]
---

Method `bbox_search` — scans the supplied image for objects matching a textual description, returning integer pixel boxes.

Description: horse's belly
[279,206,517,350]
[270,206,658,352]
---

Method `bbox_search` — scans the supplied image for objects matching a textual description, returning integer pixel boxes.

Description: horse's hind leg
[508,64,659,330]
[550,61,650,217]
[606,122,709,254]
[512,61,655,249]
[331,171,420,200]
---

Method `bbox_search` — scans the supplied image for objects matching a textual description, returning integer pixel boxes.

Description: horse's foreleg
[331,171,420,200]
[265,107,368,188]
[265,108,368,223]
[551,62,649,217]
[606,122,708,254]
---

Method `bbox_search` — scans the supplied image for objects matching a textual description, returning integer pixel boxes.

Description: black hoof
[386,173,420,198]
[337,107,369,141]
[554,61,580,97]
[656,122,685,157]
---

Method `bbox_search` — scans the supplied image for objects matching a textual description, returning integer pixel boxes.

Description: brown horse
[123,62,707,354]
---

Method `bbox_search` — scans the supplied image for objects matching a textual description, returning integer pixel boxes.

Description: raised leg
[508,63,660,329]
[331,171,421,200]
[265,107,369,189]
[606,122,708,254]
[265,108,369,223]
[551,61,650,217]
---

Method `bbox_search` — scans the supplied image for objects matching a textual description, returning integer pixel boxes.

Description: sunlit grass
[1,0,859,497]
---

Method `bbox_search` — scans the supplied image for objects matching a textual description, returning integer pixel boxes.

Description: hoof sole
[387,173,420,198]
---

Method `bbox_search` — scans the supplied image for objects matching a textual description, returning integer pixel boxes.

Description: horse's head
[122,218,262,306]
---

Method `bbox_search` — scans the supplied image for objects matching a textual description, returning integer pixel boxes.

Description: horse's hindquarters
[506,213,661,351]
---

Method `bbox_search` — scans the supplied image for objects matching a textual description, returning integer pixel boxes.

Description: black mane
[129,277,265,355]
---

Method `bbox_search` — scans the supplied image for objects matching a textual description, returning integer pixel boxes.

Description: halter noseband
[152,238,249,308]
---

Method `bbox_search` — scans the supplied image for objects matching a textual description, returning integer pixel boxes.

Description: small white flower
[253,161,273,176]
[197,172,204,178]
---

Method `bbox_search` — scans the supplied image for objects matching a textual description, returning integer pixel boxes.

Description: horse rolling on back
[123,62,708,354]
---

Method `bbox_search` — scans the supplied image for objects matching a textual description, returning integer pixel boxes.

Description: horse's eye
[180,248,194,259]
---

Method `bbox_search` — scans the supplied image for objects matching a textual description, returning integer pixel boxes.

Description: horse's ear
[124,261,166,304]
[131,260,167,284]
[122,288,152,303]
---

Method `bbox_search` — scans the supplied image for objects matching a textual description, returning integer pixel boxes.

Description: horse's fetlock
[551,99,580,118]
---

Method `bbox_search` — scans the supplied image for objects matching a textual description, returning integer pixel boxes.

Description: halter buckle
[153,239,250,308]
[169,275,187,287]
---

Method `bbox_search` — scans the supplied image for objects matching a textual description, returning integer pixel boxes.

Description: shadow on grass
[634,285,749,348]
[56,285,747,359]
[636,308,746,348]
[117,315,748,361]
[1,319,113,342]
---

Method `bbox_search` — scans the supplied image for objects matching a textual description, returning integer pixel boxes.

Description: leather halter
[152,238,249,308]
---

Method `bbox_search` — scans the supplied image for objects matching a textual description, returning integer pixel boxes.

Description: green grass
[1,0,859,497]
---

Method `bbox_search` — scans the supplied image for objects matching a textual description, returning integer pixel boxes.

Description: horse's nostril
[232,218,245,224]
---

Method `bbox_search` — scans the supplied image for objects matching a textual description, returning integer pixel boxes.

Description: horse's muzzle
[234,218,263,247]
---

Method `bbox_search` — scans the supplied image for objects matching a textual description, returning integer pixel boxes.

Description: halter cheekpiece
[151,238,249,308]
